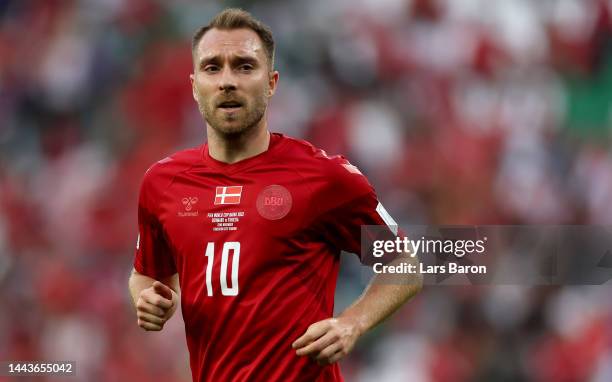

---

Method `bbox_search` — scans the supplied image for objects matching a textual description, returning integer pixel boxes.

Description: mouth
[217,100,243,112]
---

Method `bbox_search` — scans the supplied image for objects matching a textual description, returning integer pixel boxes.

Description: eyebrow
[198,54,259,69]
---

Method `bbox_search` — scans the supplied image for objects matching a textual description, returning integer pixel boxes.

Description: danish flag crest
[214,186,243,205]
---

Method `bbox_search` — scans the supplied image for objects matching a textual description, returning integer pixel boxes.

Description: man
[129,8,421,382]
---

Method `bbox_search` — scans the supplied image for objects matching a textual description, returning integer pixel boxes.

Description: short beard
[201,94,268,140]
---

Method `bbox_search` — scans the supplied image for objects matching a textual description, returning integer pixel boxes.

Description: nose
[218,66,237,92]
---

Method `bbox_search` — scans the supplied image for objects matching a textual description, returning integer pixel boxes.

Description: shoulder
[141,145,202,193]
[277,134,350,173]
[277,134,373,197]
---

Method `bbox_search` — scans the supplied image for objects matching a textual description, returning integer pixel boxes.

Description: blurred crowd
[1,0,612,381]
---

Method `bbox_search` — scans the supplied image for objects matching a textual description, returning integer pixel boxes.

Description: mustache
[215,95,245,107]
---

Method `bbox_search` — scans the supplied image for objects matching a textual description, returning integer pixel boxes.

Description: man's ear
[190,73,198,101]
[268,71,279,97]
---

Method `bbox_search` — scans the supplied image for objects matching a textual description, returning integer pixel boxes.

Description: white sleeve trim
[376,202,398,236]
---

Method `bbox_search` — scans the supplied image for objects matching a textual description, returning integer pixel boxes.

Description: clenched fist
[136,281,178,331]
[292,317,363,365]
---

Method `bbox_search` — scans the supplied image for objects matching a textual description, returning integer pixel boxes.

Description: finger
[292,321,329,349]
[326,349,346,365]
[137,311,165,326]
[295,332,337,357]
[136,300,165,316]
[138,319,162,331]
[153,281,174,300]
[142,291,173,310]
[315,343,342,363]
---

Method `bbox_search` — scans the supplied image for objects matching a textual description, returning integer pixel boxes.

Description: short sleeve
[133,169,177,279]
[313,157,399,262]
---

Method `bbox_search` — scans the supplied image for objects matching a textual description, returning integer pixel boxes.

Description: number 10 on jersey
[204,242,240,296]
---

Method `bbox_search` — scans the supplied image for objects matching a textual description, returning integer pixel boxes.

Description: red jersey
[134,133,397,382]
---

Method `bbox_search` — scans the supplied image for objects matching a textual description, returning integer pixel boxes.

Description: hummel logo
[182,197,198,211]
[179,197,199,217]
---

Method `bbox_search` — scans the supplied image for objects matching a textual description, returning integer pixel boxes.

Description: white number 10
[205,241,240,296]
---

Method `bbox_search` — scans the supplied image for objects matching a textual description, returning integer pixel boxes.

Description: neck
[206,122,270,164]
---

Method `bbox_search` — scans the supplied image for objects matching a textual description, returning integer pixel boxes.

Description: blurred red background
[1,0,612,381]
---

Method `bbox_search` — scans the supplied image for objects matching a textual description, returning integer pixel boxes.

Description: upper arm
[313,157,398,259]
[133,169,177,279]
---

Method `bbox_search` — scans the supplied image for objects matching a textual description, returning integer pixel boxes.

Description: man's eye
[239,65,254,71]
[204,66,219,72]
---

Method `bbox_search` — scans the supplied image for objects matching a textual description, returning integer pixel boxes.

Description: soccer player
[128,8,421,382]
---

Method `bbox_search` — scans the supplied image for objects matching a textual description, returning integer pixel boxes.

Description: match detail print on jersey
[214,186,243,205]
[376,202,398,236]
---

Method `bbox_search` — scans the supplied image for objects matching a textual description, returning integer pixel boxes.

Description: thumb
[153,281,174,300]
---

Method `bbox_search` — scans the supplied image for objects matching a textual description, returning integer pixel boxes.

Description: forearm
[338,256,422,335]
[128,269,179,307]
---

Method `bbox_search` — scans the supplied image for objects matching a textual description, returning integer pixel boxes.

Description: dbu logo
[182,197,198,211]
[257,185,292,220]
[264,196,283,206]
